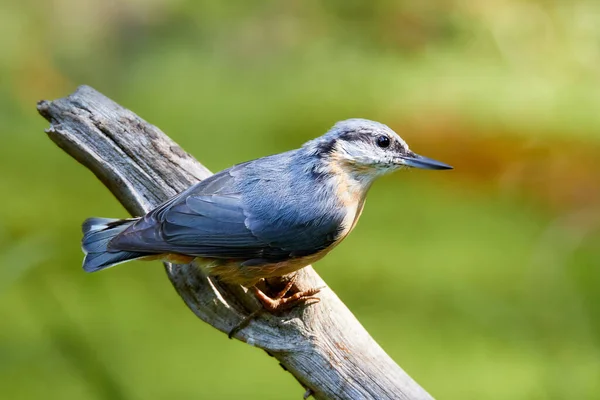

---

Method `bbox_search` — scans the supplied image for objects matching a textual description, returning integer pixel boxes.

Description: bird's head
[306,119,452,181]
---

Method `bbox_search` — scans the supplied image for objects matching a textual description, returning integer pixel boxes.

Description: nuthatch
[82,119,451,318]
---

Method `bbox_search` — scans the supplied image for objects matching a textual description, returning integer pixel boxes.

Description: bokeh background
[2,1,600,399]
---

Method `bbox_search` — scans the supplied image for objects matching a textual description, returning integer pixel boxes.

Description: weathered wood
[37,85,433,400]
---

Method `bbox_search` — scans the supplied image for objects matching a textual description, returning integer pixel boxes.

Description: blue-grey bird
[82,119,451,312]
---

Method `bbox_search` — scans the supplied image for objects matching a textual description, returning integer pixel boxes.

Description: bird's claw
[227,275,323,339]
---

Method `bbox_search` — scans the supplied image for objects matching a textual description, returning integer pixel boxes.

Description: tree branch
[37,85,433,400]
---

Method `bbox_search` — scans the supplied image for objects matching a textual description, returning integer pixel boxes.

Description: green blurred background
[2,1,600,399]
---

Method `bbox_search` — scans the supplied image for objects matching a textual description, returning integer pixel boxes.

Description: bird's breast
[333,196,366,246]
[327,164,370,244]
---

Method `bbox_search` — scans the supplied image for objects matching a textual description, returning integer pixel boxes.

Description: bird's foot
[254,273,322,312]
[228,274,322,339]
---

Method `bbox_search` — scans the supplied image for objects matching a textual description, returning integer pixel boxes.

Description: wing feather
[109,157,344,263]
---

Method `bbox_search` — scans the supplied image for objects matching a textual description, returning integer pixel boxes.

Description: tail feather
[82,217,147,272]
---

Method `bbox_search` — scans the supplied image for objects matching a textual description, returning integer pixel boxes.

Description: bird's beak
[399,152,453,170]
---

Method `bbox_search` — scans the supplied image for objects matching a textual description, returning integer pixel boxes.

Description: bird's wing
[109,166,342,263]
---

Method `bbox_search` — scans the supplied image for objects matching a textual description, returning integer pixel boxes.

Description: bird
[81,118,452,330]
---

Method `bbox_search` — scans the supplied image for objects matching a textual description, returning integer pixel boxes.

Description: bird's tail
[81,217,147,273]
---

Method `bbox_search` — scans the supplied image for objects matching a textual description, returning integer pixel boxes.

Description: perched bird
[82,119,451,319]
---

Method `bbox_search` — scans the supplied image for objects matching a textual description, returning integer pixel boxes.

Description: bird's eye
[376,135,390,148]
